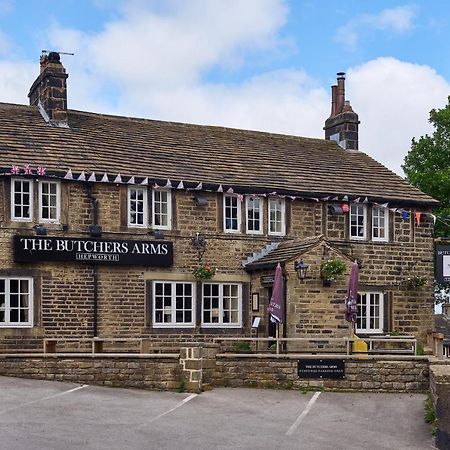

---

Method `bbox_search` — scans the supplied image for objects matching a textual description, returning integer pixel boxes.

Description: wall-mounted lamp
[34,224,47,236]
[192,232,206,262]
[193,194,208,207]
[294,259,309,280]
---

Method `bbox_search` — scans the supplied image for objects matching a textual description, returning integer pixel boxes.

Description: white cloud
[347,57,450,175]
[0,1,448,180]
[335,5,417,51]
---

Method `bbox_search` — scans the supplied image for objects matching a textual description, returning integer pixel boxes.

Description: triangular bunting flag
[354,197,360,203]
[363,197,368,203]
[140,177,148,186]
[154,182,161,189]
[415,212,421,225]
[226,187,234,194]
[402,210,408,221]
[77,171,86,181]
[88,172,96,182]
[64,169,73,180]
[101,173,109,183]
[217,184,223,192]
[195,182,202,190]
[332,196,339,201]
[323,196,330,201]
[176,181,184,189]
[114,174,122,183]
[342,195,348,201]
[380,202,389,208]
[164,179,172,188]
[128,176,135,184]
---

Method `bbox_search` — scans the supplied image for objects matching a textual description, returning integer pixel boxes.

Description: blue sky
[0,0,449,175]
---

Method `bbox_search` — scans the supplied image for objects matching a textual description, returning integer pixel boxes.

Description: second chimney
[324,72,359,150]
[28,52,68,127]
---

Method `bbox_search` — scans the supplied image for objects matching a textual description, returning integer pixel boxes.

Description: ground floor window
[356,292,384,334]
[202,283,242,327]
[153,281,195,327]
[0,277,33,327]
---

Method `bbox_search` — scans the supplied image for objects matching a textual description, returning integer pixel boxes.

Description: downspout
[87,184,99,337]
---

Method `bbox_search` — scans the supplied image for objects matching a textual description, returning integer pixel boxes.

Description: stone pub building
[0,53,438,352]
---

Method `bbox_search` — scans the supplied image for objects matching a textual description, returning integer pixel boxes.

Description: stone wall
[215,355,430,392]
[430,364,450,449]
[0,355,181,390]
[0,178,435,347]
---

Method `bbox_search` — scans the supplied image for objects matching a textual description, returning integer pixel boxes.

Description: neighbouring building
[0,52,438,351]
[435,303,450,358]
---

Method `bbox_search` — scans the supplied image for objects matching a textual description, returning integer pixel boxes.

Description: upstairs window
[153,281,194,327]
[128,186,148,227]
[349,204,366,240]
[356,292,384,334]
[11,179,33,222]
[202,283,242,327]
[372,206,389,242]
[268,198,285,235]
[39,181,60,223]
[246,196,263,234]
[0,278,33,327]
[152,189,172,230]
[224,194,241,233]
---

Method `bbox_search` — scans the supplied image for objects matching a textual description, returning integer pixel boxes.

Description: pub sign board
[436,245,450,284]
[13,236,173,267]
[298,359,345,379]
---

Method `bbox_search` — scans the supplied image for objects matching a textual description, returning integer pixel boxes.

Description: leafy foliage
[402,96,450,238]
[320,258,346,281]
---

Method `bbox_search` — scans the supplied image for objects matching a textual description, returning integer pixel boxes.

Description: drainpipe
[86,184,100,337]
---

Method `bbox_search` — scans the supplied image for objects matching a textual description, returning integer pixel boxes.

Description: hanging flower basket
[405,276,427,290]
[192,264,217,281]
[320,258,346,285]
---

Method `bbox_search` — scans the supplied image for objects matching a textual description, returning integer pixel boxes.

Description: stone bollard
[179,343,219,393]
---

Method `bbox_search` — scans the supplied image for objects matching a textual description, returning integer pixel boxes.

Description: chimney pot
[29,52,69,127]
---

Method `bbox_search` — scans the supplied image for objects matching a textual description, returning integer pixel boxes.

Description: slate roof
[242,235,349,270]
[0,102,438,206]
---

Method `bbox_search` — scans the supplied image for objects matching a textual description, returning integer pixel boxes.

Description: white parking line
[286,391,321,436]
[137,393,198,429]
[0,384,89,415]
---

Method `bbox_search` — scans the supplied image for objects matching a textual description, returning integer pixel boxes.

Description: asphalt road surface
[0,376,436,450]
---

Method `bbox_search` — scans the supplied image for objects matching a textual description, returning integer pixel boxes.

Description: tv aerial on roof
[41,50,75,56]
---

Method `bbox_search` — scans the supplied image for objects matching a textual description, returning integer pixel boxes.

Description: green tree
[403,97,450,303]
[403,97,450,238]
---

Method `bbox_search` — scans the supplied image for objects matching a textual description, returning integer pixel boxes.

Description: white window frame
[0,277,33,328]
[349,204,367,240]
[245,196,263,235]
[356,291,384,334]
[11,178,33,222]
[152,281,195,328]
[223,194,241,233]
[372,206,389,242]
[39,181,61,224]
[152,189,172,230]
[201,282,242,328]
[268,197,286,236]
[128,186,148,228]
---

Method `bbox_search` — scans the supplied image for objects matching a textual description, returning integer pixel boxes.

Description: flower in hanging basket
[405,276,427,290]
[192,264,217,281]
[320,258,346,282]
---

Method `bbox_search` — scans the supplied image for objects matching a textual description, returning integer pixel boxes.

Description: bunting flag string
[0,164,440,226]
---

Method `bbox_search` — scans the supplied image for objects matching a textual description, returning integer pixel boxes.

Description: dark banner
[436,245,450,284]
[13,235,173,267]
[298,359,345,379]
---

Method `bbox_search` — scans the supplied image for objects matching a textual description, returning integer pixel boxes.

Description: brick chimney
[28,52,68,127]
[324,72,359,150]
